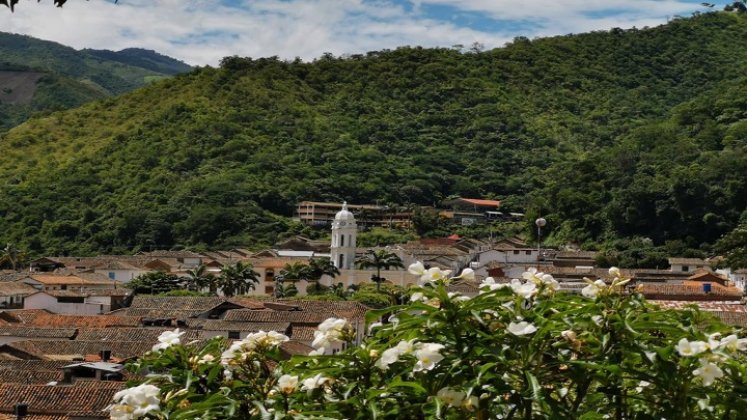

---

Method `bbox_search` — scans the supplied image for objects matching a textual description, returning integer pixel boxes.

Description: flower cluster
[581,267,630,299]
[151,328,185,352]
[479,267,559,299]
[375,339,445,372]
[109,384,160,420]
[676,334,747,386]
[310,317,352,355]
[221,330,289,365]
[437,387,478,411]
[408,261,460,285]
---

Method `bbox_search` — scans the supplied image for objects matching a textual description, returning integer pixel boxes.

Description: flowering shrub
[113,264,747,419]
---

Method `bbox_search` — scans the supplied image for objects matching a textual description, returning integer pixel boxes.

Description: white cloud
[0,0,712,66]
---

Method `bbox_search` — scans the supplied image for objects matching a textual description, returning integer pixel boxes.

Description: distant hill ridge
[0,32,193,130]
[83,48,193,75]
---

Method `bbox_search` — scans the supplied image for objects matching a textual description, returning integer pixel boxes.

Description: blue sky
[0,0,731,65]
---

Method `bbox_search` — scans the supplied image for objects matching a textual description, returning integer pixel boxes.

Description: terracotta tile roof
[25,314,142,328]
[4,340,153,360]
[0,310,50,324]
[0,282,37,297]
[275,300,369,320]
[279,340,313,357]
[223,309,332,323]
[40,288,130,298]
[668,258,709,266]
[289,325,317,341]
[0,414,68,420]
[129,296,227,311]
[117,308,207,319]
[0,361,68,384]
[650,300,747,311]
[227,297,266,310]
[74,328,198,342]
[0,327,76,339]
[447,281,481,295]
[200,320,290,332]
[710,311,747,327]
[26,274,114,286]
[640,283,743,301]
[0,382,123,416]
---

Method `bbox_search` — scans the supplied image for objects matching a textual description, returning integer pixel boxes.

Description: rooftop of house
[0,327,76,339]
[639,283,743,301]
[22,314,142,329]
[25,274,118,286]
[0,339,153,361]
[667,257,709,266]
[0,282,37,297]
[0,382,123,417]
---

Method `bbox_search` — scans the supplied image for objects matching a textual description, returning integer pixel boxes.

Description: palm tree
[0,243,22,271]
[182,264,214,293]
[306,258,340,293]
[218,261,260,297]
[356,249,404,292]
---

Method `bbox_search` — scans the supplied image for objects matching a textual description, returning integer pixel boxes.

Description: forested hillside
[0,32,192,130]
[0,12,745,258]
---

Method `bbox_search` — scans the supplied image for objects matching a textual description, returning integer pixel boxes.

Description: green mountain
[83,48,193,76]
[0,12,745,258]
[0,32,192,130]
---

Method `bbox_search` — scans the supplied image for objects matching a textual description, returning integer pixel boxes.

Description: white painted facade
[330,202,357,270]
[23,292,112,315]
[93,269,148,283]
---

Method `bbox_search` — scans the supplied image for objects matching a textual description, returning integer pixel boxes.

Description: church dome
[334,202,355,222]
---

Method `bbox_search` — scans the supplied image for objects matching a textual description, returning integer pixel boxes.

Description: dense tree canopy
[0,12,745,259]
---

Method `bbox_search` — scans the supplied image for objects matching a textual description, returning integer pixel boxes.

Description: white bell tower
[331,202,357,270]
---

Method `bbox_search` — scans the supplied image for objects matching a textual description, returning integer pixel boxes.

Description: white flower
[410,292,426,303]
[463,395,479,411]
[609,267,621,278]
[507,321,537,336]
[510,279,537,299]
[437,387,466,407]
[312,318,350,350]
[676,338,708,357]
[197,354,215,365]
[419,267,452,285]
[635,380,651,393]
[693,359,724,386]
[558,387,569,398]
[151,328,185,352]
[413,343,445,372]
[408,261,426,275]
[591,315,604,326]
[308,347,325,356]
[708,333,722,351]
[447,292,470,302]
[581,279,606,299]
[301,373,331,392]
[367,322,383,334]
[221,331,289,364]
[455,268,475,281]
[277,374,299,394]
[110,384,160,420]
[375,339,417,370]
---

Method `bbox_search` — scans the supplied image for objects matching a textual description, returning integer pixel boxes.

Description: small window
[61,285,67,290]
[525,250,532,255]
[57,296,85,304]
[682,266,689,272]
[108,272,116,280]
[340,235,345,247]
[513,250,520,255]
[228,331,240,339]
[264,285,274,294]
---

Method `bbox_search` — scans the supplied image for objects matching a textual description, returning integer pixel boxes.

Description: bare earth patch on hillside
[0,71,43,105]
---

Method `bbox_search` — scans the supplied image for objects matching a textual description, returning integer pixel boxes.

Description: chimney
[100,350,111,362]
[14,402,28,419]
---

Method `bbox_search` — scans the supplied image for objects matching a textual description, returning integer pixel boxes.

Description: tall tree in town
[218,261,260,297]
[356,249,404,292]
[128,271,182,295]
[0,243,23,271]
[182,264,214,293]
[306,257,340,294]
